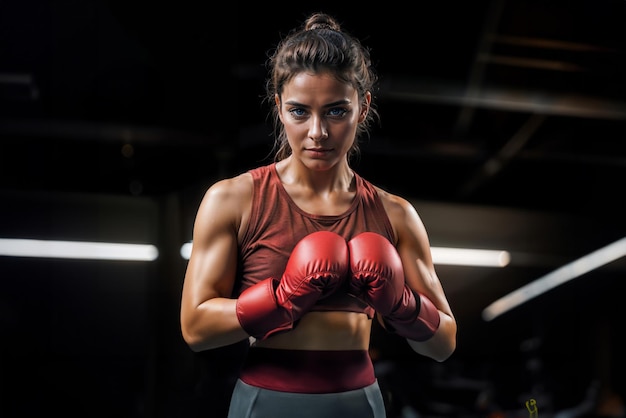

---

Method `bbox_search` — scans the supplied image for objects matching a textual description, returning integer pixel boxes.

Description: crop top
[235,163,396,317]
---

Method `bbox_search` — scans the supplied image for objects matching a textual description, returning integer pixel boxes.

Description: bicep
[181,184,241,315]
[392,199,454,318]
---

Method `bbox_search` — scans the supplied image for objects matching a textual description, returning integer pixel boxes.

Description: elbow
[181,328,202,352]
[180,318,246,352]
[180,319,209,352]
[413,333,456,362]
[180,300,247,351]
[433,317,457,362]
[432,338,456,362]
[406,331,456,362]
[435,315,457,362]
[407,314,457,362]
[183,336,205,353]
[183,331,217,353]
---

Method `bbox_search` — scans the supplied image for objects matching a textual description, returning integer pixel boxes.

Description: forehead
[282,72,357,102]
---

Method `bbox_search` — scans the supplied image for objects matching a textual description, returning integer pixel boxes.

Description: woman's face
[276,72,369,171]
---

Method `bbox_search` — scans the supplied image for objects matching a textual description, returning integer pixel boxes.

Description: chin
[305,159,337,171]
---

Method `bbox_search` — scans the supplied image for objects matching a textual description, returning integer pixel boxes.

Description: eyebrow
[283,99,352,108]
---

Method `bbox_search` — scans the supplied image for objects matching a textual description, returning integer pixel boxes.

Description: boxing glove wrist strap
[381,287,441,342]
[236,278,293,340]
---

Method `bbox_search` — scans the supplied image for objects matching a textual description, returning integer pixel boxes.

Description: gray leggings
[227,378,387,418]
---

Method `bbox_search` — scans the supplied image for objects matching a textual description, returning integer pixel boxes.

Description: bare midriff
[254,311,372,350]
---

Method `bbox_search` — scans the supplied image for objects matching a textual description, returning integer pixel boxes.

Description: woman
[180,12,457,418]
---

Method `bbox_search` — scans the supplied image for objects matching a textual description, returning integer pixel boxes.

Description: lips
[305,147,332,157]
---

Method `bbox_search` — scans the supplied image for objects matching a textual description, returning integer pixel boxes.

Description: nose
[309,116,328,142]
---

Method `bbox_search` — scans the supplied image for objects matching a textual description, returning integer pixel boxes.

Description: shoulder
[204,172,253,202]
[372,184,427,244]
[197,172,254,231]
[373,185,418,221]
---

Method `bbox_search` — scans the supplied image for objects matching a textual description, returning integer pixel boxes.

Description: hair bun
[304,13,341,32]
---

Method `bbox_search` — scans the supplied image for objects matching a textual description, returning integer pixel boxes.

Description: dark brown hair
[265,12,379,161]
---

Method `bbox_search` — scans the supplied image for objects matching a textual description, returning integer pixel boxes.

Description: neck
[276,157,353,193]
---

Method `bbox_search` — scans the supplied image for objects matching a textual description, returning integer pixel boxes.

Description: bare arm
[180,174,251,352]
[381,191,457,361]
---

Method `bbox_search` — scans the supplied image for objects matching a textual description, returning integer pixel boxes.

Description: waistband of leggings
[239,347,375,393]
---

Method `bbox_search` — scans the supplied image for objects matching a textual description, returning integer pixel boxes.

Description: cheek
[333,117,360,138]
[283,121,303,136]
[283,121,308,146]
[331,125,353,141]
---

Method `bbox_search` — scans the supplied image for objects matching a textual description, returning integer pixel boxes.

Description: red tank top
[236,163,395,316]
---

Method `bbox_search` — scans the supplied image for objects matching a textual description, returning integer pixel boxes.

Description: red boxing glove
[236,231,349,340]
[348,232,440,342]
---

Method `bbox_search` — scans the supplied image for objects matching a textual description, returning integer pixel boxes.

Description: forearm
[406,312,456,362]
[181,297,249,352]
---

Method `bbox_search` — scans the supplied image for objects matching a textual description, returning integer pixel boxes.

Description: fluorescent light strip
[180,242,193,260]
[0,238,159,261]
[431,247,510,267]
[482,236,626,322]
[180,241,509,268]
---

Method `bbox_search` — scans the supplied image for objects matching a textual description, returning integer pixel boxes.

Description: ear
[358,91,372,123]
[275,94,284,123]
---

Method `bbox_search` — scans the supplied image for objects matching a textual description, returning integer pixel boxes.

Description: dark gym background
[1,1,625,417]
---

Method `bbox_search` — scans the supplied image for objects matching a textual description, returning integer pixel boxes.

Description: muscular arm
[380,191,457,362]
[180,175,251,352]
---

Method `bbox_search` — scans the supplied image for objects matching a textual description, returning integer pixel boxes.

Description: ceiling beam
[379,77,626,120]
